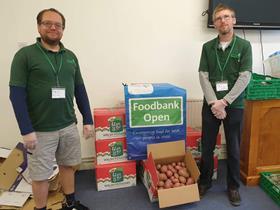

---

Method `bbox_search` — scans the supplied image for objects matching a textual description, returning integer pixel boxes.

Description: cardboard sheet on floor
[0,142,27,191]
[0,191,30,207]
[0,143,58,191]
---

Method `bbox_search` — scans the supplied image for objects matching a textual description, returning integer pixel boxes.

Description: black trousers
[199,102,244,189]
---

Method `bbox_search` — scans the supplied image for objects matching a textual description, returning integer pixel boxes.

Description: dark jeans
[199,102,244,190]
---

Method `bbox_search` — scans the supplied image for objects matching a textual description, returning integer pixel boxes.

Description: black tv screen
[208,0,280,29]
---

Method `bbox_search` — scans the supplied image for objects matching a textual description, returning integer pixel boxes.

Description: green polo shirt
[199,35,252,108]
[9,38,84,131]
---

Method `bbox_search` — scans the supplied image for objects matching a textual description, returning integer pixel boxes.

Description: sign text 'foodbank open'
[129,97,183,127]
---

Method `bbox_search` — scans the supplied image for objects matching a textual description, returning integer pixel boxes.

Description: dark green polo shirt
[10,38,84,131]
[199,35,252,108]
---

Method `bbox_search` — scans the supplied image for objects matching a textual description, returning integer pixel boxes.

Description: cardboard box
[186,127,221,179]
[95,161,136,191]
[94,107,126,140]
[141,140,200,208]
[95,138,128,164]
[124,83,187,160]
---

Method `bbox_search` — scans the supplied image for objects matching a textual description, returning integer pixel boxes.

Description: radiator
[187,99,203,128]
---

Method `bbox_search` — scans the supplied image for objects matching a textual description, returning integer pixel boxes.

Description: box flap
[158,184,200,208]
[94,107,125,115]
[185,151,200,182]
[0,147,11,159]
[147,140,185,160]
[146,152,159,187]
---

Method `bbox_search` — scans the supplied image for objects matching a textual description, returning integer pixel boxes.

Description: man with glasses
[9,8,93,210]
[198,4,252,206]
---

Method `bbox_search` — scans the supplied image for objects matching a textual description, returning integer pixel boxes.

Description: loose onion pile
[156,161,195,189]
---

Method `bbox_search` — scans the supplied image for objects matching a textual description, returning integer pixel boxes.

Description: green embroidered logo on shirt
[67,59,76,66]
[231,52,241,62]
[231,53,241,59]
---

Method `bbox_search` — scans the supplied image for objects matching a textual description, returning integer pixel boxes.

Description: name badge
[52,87,66,99]
[216,81,228,92]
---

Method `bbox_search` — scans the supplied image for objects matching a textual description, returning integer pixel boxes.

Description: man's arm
[199,71,227,119]
[199,71,217,105]
[10,86,37,149]
[9,86,34,135]
[75,84,94,139]
[223,71,251,104]
[223,40,252,104]
[75,84,93,125]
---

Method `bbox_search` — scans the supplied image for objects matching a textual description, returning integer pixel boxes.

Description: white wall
[1,0,280,158]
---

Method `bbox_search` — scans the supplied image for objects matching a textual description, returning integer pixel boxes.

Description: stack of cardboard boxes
[94,108,136,191]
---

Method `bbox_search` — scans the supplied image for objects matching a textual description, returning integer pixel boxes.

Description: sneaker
[198,184,212,198]
[228,189,241,206]
[60,201,90,210]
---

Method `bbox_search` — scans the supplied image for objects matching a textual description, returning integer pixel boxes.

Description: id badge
[52,87,66,99]
[216,81,228,92]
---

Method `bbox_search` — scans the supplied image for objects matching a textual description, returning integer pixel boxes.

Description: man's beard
[220,26,232,35]
[41,35,61,46]
[221,31,230,35]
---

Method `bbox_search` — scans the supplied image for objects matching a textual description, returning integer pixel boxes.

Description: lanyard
[215,36,236,81]
[36,43,63,86]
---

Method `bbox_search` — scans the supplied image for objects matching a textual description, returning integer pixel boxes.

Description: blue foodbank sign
[124,83,186,160]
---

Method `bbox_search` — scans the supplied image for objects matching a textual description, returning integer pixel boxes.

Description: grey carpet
[75,160,279,210]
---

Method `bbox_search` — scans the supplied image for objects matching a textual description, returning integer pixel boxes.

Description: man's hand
[23,132,38,150]
[213,109,227,119]
[211,99,228,120]
[83,124,95,139]
[211,99,227,112]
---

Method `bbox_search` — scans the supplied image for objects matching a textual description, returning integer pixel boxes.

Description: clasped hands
[211,99,227,120]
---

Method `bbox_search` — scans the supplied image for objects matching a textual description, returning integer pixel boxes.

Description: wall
[1,0,280,158]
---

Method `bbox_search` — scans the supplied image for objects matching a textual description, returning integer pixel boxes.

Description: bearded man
[9,8,93,210]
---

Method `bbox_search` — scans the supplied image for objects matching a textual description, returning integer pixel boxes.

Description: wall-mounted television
[207,0,280,29]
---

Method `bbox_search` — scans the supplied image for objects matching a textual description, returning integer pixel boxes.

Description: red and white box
[95,138,128,165]
[94,107,126,141]
[186,127,221,179]
[95,161,136,191]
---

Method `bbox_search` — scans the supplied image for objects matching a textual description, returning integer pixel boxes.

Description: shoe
[34,208,52,210]
[228,189,241,206]
[60,200,90,210]
[198,184,211,198]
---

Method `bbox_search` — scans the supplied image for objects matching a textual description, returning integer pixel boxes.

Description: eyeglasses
[40,21,64,30]
[214,15,233,22]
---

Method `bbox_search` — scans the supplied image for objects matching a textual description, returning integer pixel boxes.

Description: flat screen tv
[207,0,280,29]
